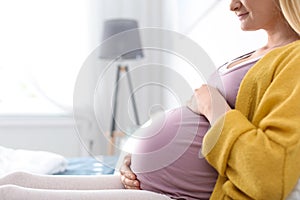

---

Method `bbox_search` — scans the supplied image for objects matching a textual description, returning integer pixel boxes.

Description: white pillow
[0,146,67,176]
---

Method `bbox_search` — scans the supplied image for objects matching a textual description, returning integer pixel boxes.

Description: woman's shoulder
[269,40,300,56]
[247,40,300,78]
[258,40,300,64]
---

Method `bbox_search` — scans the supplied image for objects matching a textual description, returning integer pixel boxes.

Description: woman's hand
[187,84,231,125]
[120,154,141,190]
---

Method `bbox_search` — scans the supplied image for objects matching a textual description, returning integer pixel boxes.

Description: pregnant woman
[1,0,300,199]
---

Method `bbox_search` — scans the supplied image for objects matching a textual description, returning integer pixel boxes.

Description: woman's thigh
[0,172,123,190]
[0,184,171,200]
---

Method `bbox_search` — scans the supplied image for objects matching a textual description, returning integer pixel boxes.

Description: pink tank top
[131,54,260,200]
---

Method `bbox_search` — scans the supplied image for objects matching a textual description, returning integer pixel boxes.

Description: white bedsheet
[0,146,67,177]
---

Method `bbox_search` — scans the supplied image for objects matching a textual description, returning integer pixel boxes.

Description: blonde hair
[279,0,300,35]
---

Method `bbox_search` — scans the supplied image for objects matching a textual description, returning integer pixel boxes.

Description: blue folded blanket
[54,155,119,175]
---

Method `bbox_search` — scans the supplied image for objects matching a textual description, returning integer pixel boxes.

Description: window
[0,0,90,115]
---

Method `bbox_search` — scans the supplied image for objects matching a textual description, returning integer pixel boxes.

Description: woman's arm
[203,46,300,199]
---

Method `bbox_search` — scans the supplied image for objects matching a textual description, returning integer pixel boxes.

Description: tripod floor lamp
[99,19,144,155]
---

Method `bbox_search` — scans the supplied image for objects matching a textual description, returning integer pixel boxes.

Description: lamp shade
[99,19,144,60]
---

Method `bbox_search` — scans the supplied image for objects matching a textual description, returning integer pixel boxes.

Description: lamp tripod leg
[108,65,140,155]
[124,66,140,126]
[110,65,122,138]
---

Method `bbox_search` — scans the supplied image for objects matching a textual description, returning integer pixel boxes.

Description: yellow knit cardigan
[202,40,300,200]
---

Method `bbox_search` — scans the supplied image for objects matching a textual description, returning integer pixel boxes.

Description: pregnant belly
[130,106,217,199]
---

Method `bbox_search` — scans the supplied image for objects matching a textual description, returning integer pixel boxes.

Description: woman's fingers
[119,154,141,189]
[187,85,231,123]
[120,155,133,176]
[121,173,140,189]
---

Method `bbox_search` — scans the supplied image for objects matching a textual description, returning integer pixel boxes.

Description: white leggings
[0,172,171,200]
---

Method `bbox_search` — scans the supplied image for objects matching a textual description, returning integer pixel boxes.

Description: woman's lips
[237,13,249,20]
